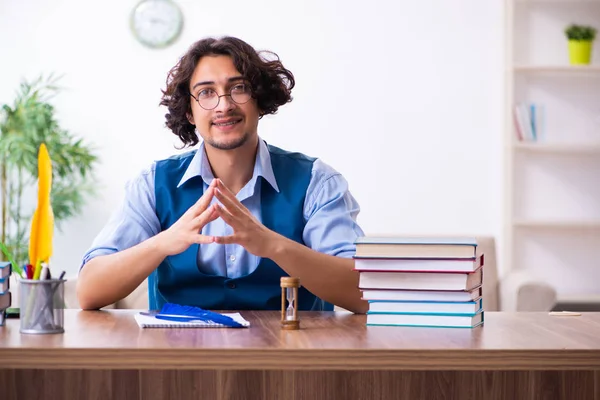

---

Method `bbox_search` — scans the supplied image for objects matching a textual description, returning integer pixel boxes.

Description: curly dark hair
[160,36,295,147]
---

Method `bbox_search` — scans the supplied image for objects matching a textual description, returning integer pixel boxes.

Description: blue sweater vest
[148,144,333,311]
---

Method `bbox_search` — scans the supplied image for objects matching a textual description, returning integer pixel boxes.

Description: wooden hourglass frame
[280,277,300,330]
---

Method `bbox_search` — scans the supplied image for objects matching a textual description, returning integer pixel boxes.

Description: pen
[32,260,42,280]
[40,263,50,280]
[155,302,249,328]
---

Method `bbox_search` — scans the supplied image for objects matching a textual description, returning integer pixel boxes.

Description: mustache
[212,113,243,123]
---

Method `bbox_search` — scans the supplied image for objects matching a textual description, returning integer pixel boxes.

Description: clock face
[130,0,184,49]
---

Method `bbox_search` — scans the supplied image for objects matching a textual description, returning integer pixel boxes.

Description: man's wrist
[266,231,292,261]
[147,232,171,259]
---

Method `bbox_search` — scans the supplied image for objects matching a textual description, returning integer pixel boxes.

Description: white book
[359,269,482,291]
[515,103,534,141]
[355,237,478,259]
[534,103,545,141]
[361,288,481,302]
[355,257,482,273]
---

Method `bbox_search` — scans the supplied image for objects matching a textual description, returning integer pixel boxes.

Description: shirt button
[229,254,236,262]
[227,282,236,289]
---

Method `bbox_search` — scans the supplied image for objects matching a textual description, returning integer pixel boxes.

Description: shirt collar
[177,138,280,193]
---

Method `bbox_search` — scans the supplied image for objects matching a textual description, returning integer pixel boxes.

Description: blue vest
[148,144,333,312]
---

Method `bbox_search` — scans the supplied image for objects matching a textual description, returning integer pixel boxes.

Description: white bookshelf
[504,0,600,308]
[516,0,600,3]
[514,65,600,73]
[514,220,600,230]
[514,142,600,155]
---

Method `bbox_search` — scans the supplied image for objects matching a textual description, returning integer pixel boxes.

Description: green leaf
[565,24,597,41]
[0,241,24,278]
[0,74,98,264]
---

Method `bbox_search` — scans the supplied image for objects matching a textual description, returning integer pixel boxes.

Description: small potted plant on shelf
[564,24,597,65]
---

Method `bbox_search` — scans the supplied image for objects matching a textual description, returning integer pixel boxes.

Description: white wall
[509,1,600,301]
[0,0,505,277]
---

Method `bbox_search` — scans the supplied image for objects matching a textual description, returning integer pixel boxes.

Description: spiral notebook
[135,312,250,328]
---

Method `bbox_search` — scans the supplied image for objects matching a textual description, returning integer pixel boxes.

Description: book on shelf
[361,287,482,302]
[513,102,544,142]
[354,236,478,259]
[513,106,524,141]
[358,268,483,291]
[366,311,484,328]
[354,255,483,273]
[368,298,482,314]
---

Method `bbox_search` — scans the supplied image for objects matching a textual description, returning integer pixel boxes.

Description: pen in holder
[19,277,66,334]
[280,277,300,330]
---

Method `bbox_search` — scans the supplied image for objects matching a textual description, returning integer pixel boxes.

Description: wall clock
[130,0,184,49]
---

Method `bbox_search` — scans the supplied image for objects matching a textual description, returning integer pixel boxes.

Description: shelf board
[514,220,600,230]
[514,142,600,155]
[515,0,600,4]
[514,65,600,74]
[516,0,600,3]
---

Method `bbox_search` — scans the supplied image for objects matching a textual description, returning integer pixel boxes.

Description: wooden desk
[1,310,600,400]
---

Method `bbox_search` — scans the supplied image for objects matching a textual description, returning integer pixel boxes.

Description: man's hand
[213,179,282,258]
[155,179,219,256]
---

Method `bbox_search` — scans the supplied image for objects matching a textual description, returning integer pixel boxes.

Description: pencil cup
[19,278,66,334]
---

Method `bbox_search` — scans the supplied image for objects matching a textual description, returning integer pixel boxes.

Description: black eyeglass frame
[189,84,253,110]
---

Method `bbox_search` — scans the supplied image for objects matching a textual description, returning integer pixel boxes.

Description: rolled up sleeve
[302,160,364,258]
[80,165,160,271]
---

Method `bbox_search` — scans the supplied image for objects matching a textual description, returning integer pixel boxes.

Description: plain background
[0,0,504,277]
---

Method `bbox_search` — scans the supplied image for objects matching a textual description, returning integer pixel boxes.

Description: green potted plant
[564,24,597,65]
[0,75,98,276]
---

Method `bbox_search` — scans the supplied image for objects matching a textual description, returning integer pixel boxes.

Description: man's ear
[186,111,195,126]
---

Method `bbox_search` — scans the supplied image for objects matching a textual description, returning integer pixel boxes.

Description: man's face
[188,55,260,151]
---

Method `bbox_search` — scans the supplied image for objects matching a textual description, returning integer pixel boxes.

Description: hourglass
[280,277,300,330]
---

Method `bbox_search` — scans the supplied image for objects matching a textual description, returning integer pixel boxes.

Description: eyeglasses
[190,83,253,110]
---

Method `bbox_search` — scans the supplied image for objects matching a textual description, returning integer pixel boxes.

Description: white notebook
[134,312,250,328]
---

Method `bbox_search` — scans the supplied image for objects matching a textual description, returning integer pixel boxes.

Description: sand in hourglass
[280,277,300,330]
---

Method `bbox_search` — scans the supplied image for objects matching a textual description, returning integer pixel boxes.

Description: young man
[77,36,367,313]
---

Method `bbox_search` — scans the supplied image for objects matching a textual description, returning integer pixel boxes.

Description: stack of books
[354,237,484,328]
[0,262,11,326]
